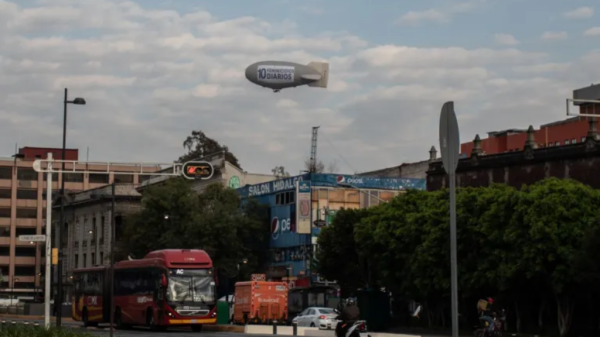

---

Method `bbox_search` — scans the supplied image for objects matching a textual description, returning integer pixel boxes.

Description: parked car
[292,307,338,330]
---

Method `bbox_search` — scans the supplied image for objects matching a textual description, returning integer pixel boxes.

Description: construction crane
[309,126,320,173]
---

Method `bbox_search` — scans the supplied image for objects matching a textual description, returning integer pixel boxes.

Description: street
[0,317,275,337]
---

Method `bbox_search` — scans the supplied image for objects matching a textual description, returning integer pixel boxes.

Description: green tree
[119,179,269,278]
[316,208,371,292]
[504,178,600,337]
[178,130,241,168]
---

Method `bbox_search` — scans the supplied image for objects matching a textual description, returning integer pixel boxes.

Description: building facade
[0,146,159,301]
[237,173,426,286]
[55,184,143,300]
[460,83,600,157]
[427,119,600,190]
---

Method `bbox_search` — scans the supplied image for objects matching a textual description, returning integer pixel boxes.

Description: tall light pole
[110,182,115,337]
[57,88,86,327]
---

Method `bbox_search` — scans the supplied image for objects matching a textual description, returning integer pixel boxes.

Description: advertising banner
[296,181,311,234]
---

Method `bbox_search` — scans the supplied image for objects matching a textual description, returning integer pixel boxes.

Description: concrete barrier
[244,324,321,336]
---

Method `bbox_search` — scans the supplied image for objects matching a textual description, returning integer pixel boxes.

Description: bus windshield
[166,269,215,303]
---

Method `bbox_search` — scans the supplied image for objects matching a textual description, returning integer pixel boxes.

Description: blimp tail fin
[307,62,329,88]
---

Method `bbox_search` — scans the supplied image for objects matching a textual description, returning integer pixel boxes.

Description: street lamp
[90,183,116,337]
[57,88,86,327]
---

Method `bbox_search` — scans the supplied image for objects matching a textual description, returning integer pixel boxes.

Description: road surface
[0,317,271,337]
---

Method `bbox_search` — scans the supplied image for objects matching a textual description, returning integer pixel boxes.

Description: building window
[0,188,11,199]
[0,207,11,218]
[0,227,10,237]
[89,173,109,184]
[75,254,78,268]
[572,138,577,144]
[83,254,87,268]
[91,253,95,266]
[114,174,133,184]
[16,208,37,219]
[14,266,35,276]
[16,228,36,236]
[100,252,104,265]
[16,168,37,181]
[582,136,586,142]
[555,141,560,146]
[275,192,295,205]
[100,217,105,239]
[15,247,36,257]
[16,189,37,200]
[565,139,570,145]
[0,167,12,180]
[92,218,97,243]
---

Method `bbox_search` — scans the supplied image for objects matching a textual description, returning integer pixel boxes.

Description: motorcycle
[333,310,371,337]
[474,309,506,337]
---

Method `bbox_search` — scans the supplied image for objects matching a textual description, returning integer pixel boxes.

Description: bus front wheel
[192,324,203,332]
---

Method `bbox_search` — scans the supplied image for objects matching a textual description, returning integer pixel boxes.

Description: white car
[292,307,338,330]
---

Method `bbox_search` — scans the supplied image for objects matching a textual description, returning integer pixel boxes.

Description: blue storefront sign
[237,173,425,198]
[310,174,426,190]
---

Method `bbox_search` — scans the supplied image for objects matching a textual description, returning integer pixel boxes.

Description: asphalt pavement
[0,317,274,337]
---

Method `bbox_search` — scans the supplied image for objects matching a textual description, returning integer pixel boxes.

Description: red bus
[72,249,218,331]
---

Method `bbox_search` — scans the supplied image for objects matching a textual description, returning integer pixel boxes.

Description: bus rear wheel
[192,324,203,332]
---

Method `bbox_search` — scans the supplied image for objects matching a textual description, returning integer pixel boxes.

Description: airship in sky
[245,61,329,92]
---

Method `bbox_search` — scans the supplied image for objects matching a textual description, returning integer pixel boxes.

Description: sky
[0,0,599,175]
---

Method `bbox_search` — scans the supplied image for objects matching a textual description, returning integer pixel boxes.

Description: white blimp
[245,61,329,93]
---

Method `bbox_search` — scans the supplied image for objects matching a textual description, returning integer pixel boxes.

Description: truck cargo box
[234,281,288,324]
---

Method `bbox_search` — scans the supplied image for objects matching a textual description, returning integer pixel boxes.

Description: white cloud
[584,27,600,37]
[564,7,594,19]
[395,0,484,26]
[541,31,567,40]
[494,34,520,46]
[0,0,598,175]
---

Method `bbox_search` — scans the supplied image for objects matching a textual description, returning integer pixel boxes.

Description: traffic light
[52,248,58,265]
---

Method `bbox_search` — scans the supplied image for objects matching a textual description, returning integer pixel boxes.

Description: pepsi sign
[271,217,294,240]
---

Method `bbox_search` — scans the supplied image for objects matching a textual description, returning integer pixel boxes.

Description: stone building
[53,184,142,300]
[427,119,600,191]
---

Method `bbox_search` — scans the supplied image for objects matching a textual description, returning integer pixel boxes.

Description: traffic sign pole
[439,102,460,337]
[44,153,53,328]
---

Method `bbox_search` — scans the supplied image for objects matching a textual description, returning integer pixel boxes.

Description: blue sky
[0,0,598,173]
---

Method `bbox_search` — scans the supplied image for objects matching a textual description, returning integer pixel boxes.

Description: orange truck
[234,281,288,324]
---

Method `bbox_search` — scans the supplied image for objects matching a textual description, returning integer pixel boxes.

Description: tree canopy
[316,178,600,337]
[119,178,269,278]
[178,130,242,168]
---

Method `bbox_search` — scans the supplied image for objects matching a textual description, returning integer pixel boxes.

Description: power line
[321,134,357,174]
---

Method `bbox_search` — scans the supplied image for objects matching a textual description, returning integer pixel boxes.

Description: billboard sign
[271,216,294,240]
[181,161,214,180]
[296,181,311,234]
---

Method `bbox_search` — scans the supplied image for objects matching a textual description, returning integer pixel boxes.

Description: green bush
[0,325,92,337]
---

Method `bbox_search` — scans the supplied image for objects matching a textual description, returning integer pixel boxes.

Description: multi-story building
[0,146,159,301]
[57,184,144,300]
[237,173,426,286]
[461,83,600,157]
